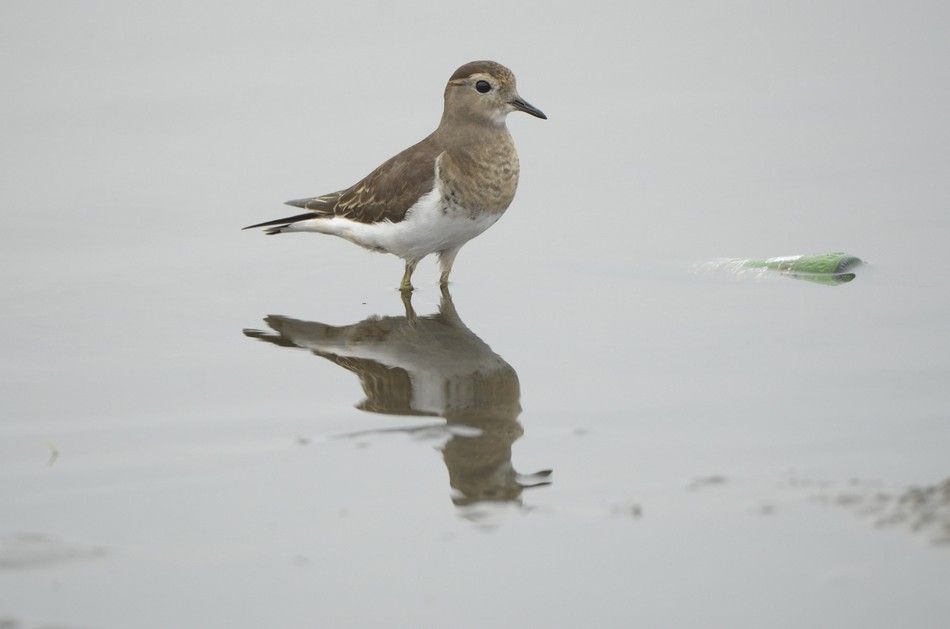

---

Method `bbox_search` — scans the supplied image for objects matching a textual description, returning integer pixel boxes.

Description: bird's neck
[434,118,511,151]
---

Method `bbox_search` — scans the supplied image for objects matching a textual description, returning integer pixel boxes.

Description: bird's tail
[242,212,320,235]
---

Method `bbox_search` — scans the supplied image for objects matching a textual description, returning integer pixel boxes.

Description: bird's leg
[400,260,417,293]
[437,246,462,287]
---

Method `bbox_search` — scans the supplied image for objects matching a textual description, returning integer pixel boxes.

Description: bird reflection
[243,288,551,508]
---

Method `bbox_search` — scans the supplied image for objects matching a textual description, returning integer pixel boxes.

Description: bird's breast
[439,134,520,217]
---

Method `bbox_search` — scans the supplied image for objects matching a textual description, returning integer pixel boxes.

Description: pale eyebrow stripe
[449,73,493,86]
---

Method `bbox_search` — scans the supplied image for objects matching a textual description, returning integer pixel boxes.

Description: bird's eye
[475,80,492,93]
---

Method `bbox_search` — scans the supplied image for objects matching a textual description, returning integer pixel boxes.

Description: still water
[2,2,949,627]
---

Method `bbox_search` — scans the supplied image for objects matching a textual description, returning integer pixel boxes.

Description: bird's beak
[509,96,547,120]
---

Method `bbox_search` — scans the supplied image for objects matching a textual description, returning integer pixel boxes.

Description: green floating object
[742,252,862,275]
[700,252,863,285]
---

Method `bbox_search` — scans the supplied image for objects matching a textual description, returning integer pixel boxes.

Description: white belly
[289,187,503,262]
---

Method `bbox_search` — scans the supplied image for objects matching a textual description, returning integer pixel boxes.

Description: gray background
[1,1,949,627]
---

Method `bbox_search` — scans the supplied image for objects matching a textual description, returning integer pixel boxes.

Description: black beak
[510,97,547,120]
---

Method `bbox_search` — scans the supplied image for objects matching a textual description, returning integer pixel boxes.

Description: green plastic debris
[700,252,863,285]
[741,252,862,275]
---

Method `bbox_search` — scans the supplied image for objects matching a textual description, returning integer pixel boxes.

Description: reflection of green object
[786,272,856,286]
[743,252,862,275]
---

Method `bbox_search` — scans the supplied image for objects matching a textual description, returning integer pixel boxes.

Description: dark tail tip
[264,226,287,235]
[243,211,319,231]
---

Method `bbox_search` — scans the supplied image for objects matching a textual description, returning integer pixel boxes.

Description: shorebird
[244,60,546,291]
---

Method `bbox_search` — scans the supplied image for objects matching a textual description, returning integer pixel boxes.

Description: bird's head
[442,60,546,128]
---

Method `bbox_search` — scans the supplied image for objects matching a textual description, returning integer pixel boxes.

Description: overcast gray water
[2,2,949,627]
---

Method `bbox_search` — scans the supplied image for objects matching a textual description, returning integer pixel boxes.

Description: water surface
[1,2,949,627]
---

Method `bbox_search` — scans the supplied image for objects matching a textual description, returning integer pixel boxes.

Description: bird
[243,60,546,291]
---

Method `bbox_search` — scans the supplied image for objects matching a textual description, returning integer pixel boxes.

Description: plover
[244,60,546,291]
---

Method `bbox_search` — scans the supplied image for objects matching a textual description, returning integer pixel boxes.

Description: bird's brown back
[285,133,444,224]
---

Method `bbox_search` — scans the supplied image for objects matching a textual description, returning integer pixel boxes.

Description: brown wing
[285,134,443,224]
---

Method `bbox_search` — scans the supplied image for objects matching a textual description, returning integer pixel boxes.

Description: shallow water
[2,2,949,627]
